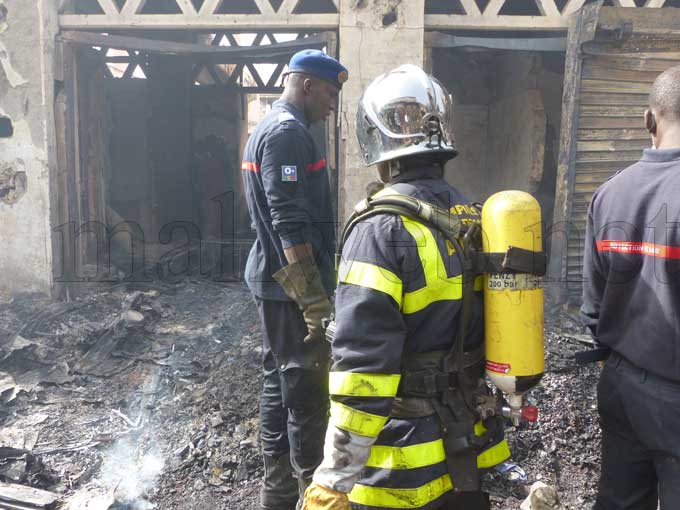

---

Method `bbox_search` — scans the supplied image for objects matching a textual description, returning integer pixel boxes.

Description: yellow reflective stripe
[329,372,401,398]
[400,215,463,314]
[364,435,509,471]
[400,215,446,286]
[338,260,403,306]
[349,474,452,508]
[403,276,462,314]
[330,401,388,437]
[477,438,511,469]
[365,439,445,470]
[474,421,511,468]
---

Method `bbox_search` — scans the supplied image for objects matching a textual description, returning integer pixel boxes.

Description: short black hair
[649,65,680,121]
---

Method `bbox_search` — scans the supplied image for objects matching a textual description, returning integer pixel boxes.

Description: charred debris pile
[0,281,600,509]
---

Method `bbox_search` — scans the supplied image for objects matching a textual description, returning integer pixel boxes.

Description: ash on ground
[0,281,600,509]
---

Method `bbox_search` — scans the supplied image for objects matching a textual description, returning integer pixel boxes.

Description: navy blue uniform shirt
[242,100,336,301]
[582,147,680,382]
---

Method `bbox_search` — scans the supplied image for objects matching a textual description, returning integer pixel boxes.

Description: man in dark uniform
[581,65,680,509]
[303,65,509,510]
[241,49,348,510]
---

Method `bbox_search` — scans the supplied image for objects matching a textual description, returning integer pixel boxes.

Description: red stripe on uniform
[242,162,261,172]
[596,240,680,259]
[306,159,326,172]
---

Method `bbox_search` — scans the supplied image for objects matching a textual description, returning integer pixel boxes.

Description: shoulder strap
[336,191,465,270]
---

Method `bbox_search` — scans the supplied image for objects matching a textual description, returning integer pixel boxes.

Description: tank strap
[473,247,547,276]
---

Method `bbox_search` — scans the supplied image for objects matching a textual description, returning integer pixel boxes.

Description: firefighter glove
[302,482,349,510]
[273,257,332,343]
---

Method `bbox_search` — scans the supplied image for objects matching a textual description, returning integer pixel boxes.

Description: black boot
[260,453,298,510]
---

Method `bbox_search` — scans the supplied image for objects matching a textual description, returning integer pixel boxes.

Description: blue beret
[287,49,348,89]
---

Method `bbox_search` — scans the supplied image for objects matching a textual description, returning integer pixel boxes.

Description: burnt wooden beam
[58,31,325,62]
[547,0,601,305]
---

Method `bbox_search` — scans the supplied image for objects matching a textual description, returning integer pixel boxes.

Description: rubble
[520,481,565,510]
[0,283,602,509]
[0,481,59,509]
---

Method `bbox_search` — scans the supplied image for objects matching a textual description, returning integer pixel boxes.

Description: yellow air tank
[482,191,544,425]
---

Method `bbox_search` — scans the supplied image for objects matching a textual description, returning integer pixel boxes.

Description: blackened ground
[0,282,599,510]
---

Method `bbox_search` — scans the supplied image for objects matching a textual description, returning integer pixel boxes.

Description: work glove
[273,257,333,343]
[302,482,349,510]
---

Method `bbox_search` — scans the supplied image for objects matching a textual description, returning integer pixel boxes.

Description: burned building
[1,0,680,304]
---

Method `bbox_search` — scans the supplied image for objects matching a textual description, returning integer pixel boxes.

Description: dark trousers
[255,297,329,480]
[594,351,680,510]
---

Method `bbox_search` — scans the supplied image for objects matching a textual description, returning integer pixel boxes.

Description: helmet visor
[363,66,453,140]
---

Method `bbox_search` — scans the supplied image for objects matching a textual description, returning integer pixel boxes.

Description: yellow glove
[302,482,349,510]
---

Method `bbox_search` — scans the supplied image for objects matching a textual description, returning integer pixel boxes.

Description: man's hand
[302,482,349,510]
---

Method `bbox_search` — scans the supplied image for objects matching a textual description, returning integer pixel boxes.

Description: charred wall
[434,49,564,228]
[0,0,59,295]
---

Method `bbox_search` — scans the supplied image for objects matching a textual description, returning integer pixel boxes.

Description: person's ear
[645,109,657,134]
[303,77,313,95]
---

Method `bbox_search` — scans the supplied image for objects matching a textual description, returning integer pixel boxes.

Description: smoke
[100,439,164,509]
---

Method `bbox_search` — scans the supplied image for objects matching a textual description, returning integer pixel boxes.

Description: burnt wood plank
[579,92,648,106]
[579,116,642,129]
[581,78,651,94]
[582,55,678,73]
[60,31,325,63]
[581,63,659,84]
[580,104,646,117]
[577,128,648,141]
[576,150,643,163]
[0,482,59,509]
[577,139,649,152]
[548,0,600,302]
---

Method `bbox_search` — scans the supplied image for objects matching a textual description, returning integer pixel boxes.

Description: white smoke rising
[100,439,165,509]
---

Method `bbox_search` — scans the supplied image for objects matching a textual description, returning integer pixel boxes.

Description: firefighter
[241,49,348,510]
[581,64,680,509]
[303,64,510,510]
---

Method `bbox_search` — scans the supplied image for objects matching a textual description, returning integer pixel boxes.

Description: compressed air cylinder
[482,191,544,414]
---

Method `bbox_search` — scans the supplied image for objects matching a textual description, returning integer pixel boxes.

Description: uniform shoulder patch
[281,165,298,182]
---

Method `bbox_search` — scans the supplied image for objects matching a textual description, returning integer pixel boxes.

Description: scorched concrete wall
[0,0,58,295]
[338,0,425,221]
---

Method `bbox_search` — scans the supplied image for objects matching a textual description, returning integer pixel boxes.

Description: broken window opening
[425,0,466,15]
[215,0,261,14]
[139,0,183,14]
[497,0,542,17]
[292,0,338,14]
[0,117,14,138]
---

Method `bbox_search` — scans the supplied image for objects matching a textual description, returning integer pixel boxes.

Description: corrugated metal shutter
[552,5,680,303]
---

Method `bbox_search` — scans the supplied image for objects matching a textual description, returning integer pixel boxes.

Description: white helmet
[356,64,457,167]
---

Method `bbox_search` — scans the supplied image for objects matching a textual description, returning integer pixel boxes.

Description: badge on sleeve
[281,165,298,182]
